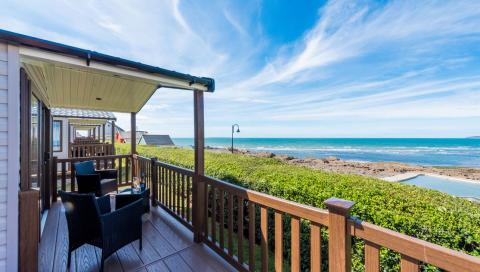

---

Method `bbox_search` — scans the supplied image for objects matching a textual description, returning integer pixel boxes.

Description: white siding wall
[53,117,69,159]
[2,43,20,272]
[0,41,8,272]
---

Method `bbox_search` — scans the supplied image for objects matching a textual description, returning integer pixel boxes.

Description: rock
[322,156,338,163]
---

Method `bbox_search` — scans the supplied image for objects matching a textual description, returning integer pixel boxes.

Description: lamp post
[231,124,240,153]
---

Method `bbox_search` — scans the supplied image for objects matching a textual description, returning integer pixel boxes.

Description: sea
[172,138,480,168]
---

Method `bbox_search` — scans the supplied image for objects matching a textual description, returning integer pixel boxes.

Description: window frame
[52,119,63,152]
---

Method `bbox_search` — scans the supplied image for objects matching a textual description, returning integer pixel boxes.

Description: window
[30,96,40,188]
[53,120,62,152]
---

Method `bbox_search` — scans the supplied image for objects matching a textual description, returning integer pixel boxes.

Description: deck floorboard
[39,201,235,272]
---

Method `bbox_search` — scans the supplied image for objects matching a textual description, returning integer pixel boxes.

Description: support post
[102,124,106,142]
[324,197,355,272]
[151,157,158,206]
[192,90,205,243]
[19,68,31,191]
[68,123,72,158]
[131,113,136,154]
[111,121,116,154]
[43,108,52,209]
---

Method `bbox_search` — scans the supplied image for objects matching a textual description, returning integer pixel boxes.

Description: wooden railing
[151,158,194,230]
[72,137,99,144]
[68,143,115,158]
[135,156,480,272]
[51,154,133,200]
[48,155,480,271]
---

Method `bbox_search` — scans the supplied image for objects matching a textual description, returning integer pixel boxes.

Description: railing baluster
[118,157,123,184]
[365,241,380,272]
[182,174,186,219]
[187,175,191,223]
[71,163,76,192]
[260,206,268,272]
[172,171,176,212]
[291,216,300,272]
[310,223,321,272]
[219,189,225,249]
[169,169,173,210]
[176,172,181,215]
[400,255,419,272]
[161,167,165,205]
[228,194,234,257]
[204,183,209,237]
[275,211,283,272]
[61,162,66,191]
[52,157,58,201]
[238,197,244,265]
[151,158,157,205]
[211,186,216,244]
[248,202,255,272]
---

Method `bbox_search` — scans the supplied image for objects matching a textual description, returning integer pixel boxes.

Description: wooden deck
[39,201,236,272]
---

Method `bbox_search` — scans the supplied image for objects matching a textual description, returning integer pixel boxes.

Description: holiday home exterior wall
[1,42,20,271]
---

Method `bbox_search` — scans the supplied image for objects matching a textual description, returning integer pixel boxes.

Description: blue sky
[1,0,480,138]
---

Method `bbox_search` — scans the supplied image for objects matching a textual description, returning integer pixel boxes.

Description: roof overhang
[68,118,110,126]
[0,29,215,113]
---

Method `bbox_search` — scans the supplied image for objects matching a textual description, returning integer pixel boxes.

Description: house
[0,29,478,272]
[52,108,118,159]
[121,130,148,144]
[138,134,174,146]
[0,29,215,271]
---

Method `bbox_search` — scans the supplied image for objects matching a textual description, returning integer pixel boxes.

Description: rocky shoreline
[207,147,480,182]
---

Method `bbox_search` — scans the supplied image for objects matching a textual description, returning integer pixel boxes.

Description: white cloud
[1,0,479,137]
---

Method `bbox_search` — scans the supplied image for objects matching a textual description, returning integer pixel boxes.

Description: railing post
[151,157,158,206]
[324,197,355,272]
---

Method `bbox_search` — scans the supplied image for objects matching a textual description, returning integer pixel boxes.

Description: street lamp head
[236,128,240,133]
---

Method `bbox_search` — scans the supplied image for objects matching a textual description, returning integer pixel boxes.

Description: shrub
[119,144,480,270]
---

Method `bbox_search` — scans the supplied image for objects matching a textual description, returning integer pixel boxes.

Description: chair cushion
[75,161,96,175]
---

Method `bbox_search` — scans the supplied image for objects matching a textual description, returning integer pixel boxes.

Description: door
[20,68,51,213]
[30,94,44,211]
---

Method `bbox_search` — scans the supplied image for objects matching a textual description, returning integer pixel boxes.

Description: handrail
[58,154,130,163]
[68,142,115,158]
[154,161,195,177]
[348,217,480,272]
[202,175,329,226]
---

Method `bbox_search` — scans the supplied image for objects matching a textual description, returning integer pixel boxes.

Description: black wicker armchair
[59,191,143,272]
[74,160,118,196]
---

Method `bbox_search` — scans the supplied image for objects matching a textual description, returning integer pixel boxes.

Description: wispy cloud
[1,0,479,137]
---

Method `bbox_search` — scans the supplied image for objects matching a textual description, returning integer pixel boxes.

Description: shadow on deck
[39,201,236,272]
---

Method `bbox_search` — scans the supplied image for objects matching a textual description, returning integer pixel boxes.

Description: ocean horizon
[172,138,480,168]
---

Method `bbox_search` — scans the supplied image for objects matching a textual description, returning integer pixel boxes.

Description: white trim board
[6,44,19,272]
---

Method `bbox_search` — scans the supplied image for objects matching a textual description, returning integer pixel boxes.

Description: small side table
[116,188,150,213]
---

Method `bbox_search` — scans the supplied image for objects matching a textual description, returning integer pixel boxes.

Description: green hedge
[119,144,480,271]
